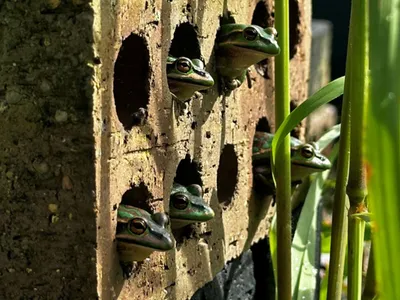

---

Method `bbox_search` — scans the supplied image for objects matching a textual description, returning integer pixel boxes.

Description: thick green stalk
[346,0,369,298]
[348,216,366,299]
[326,2,355,299]
[366,0,400,298]
[362,244,377,299]
[274,0,291,298]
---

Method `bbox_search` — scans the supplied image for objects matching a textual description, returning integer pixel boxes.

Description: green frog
[169,183,215,229]
[216,24,280,94]
[252,132,332,194]
[116,205,175,262]
[167,56,214,101]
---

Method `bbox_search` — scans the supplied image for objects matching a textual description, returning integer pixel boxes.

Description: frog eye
[265,27,278,37]
[301,145,314,159]
[311,142,319,151]
[187,184,203,197]
[176,59,192,73]
[152,212,170,227]
[243,27,258,41]
[172,194,189,210]
[129,218,147,235]
[192,58,205,69]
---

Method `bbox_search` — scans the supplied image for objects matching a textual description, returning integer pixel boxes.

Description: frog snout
[203,205,215,220]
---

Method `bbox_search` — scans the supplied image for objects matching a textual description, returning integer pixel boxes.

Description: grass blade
[316,124,341,150]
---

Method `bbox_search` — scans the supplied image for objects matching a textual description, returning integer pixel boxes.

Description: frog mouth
[170,206,215,222]
[170,214,214,222]
[117,237,174,251]
[292,161,331,170]
[234,44,280,55]
[168,74,214,87]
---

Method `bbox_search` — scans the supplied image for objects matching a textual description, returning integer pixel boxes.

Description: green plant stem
[362,243,377,299]
[367,0,400,297]
[346,0,369,298]
[274,0,291,298]
[326,4,355,299]
[348,215,366,300]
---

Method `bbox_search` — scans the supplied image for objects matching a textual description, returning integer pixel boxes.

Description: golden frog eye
[130,218,147,235]
[172,194,189,210]
[243,27,258,41]
[176,59,191,73]
[301,145,314,159]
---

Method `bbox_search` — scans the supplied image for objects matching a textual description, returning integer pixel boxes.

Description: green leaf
[366,0,400,297]
[291,168,331,299]
[269,213,278,284]
[316,124,341,150]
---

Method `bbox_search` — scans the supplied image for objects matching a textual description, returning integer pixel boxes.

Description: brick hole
[169,22,201,59]
[217,144,238,206]
[174,154,203,186]
[251,1,275,79]
[114,34,150,130]
[252,117,272,194]
[255,116,271,133]
[120,182,153,212]
[171,155,203,243]
[116,183,156,270]
[289,0,301,59]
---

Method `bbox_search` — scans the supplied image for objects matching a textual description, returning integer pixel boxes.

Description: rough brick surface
[0,0,311,298]
[0,1,97,299]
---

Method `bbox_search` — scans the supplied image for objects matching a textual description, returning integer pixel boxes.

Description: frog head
[116,205,175,262]
[252,132,332,192]
[169,183,215,229]
[217,24,280,73]
[290,142,332,181]
[167,56,214,101]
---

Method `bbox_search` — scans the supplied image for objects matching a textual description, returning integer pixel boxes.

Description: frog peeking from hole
[252,132,332,198]
[216,24,280,95]
[169,183,215,229]
[166,56,214,102]
[116,205,175,278]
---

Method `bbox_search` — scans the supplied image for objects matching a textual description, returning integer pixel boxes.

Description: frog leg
[170,93,189,114]
[120,261,134,279]
[253,173,275,195]
[225,78,242,91]
[132,107,148,126]
[221,78,237,96]
[221,70,248,95]
[194,91,203,99]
